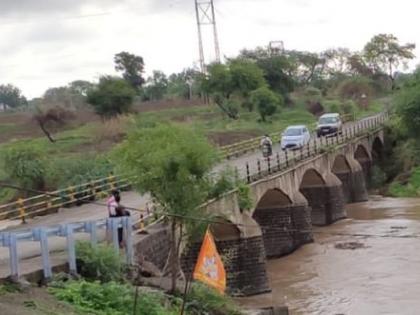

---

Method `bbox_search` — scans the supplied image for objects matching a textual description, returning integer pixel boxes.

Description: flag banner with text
[193,229,226,294]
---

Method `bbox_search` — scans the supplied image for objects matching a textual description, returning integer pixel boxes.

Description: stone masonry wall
[252,205,313,258]
[300,185,346,226]
[134,226,171,270]
[181,236,271,296]
[350,170,368,202]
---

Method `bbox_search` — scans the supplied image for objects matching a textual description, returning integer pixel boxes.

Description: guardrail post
[3,233,19,280]
[17,198,26,224]
[33,228,52,280]
[108,174,116,191]
[107,218,119,252]
[314,138,317,154]
[285,150,289,168]
[85,221,98,246]
[60,224,77,275]
[124,217,134,265]
[267,156,271,174]
[246,163,251,183]
[276,153,280,171]
[307,142,310,158]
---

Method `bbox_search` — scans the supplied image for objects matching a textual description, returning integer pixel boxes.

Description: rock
[6,276,31,292]
[244,307,289,315]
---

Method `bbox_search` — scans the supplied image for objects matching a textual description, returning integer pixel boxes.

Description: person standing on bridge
[115,205,130,248]
[107,190,120,217]
[260,134,273,158]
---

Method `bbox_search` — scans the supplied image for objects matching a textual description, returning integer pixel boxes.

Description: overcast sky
[1,0,419,98]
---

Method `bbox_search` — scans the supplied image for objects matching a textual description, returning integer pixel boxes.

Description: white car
[281,125,311,150]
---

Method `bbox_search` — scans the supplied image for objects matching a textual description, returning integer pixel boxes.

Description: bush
[49,280,177,315]
[75,242,123,283]
[324,100,341,113]
[336,76,375,107]
[185,283,242,315]
[369,165,387,189]
[46,155,112,190]
[250,87,283,122]
[1,146,46,191]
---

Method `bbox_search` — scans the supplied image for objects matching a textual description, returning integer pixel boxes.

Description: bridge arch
[355,144,372,179]
[299,168,346,225]
[372,136,384,162]
[182,216,270,296]
[331,155,352,203]
[252,188,298,258]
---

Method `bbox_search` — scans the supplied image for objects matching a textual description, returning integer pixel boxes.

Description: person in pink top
[107,190,120,217]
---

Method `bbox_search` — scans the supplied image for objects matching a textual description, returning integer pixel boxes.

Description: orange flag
[193,229,226,294]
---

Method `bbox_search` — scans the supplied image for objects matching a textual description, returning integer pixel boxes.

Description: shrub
[369,165,387,189]
[1,146,46,191]
[49,280,177,315]
[75,241,123,283]
[185,282,243,315]
[336,76,375,107]
[46,155,112,190]
[324,100,341,114]
[250,87,283,122]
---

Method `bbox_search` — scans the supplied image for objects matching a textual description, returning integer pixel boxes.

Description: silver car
[281,125,311,150]
[316,113,343,137]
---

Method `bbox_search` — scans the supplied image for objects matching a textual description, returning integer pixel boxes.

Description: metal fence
[241,113,387,184]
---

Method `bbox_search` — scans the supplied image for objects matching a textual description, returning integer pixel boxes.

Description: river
[239,197,420,315]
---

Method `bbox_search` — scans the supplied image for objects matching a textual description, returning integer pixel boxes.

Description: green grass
[388,167,420,197]
[0,123,18,134]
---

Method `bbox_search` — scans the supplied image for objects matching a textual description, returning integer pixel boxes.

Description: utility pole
[194,0,221,73]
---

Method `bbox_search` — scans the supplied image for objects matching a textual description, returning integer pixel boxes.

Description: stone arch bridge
[183,125,385,296]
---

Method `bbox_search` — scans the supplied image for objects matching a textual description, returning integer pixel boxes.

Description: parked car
[316,113,343,137]
[281,125,311,150]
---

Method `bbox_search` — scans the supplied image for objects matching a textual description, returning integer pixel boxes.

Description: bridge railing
[241,113,387,184]
[0,175,132,222]
[0,213,159,281]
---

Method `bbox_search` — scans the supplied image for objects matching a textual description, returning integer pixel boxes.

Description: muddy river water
[239,197,420,315]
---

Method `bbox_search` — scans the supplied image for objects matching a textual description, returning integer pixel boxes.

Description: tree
[69,80,94,97]
[33,105,75,143]
[238,47,296,97]
[396,74,420,137]
[323,48,352,76]
[87,76,136,118]
[114,51,145,90]
[286,50,326,84]
[0,84,27,109]
[250,87,283,121]
[112,124,219,292]
[142,70,169,101]
[364,34,416,89]
[202,60,267,118]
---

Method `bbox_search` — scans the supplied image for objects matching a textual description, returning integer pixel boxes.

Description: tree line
[0,33,415,122]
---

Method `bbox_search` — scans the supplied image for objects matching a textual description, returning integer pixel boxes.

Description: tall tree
[142,70,169,101]
[114,51,145,90]
[112,124,218,292]
[87,76,136,118]
[202,60,267,118]
[0,84,27,109]
[323,48,352,76]
[364,34,416,89]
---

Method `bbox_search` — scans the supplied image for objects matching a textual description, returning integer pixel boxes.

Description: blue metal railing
[0,216,136,280]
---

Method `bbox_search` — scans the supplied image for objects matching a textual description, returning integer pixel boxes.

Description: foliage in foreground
[49,280,178,315]
[75,242,123,283]
[49,280,243,315]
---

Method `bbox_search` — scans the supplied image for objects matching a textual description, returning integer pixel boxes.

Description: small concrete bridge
[182,114,386,296]
[0,113,387,296]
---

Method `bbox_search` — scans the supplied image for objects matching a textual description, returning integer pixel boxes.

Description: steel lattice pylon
[195,0,221,72]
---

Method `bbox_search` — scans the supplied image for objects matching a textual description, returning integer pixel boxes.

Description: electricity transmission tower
[194,0,221,72]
